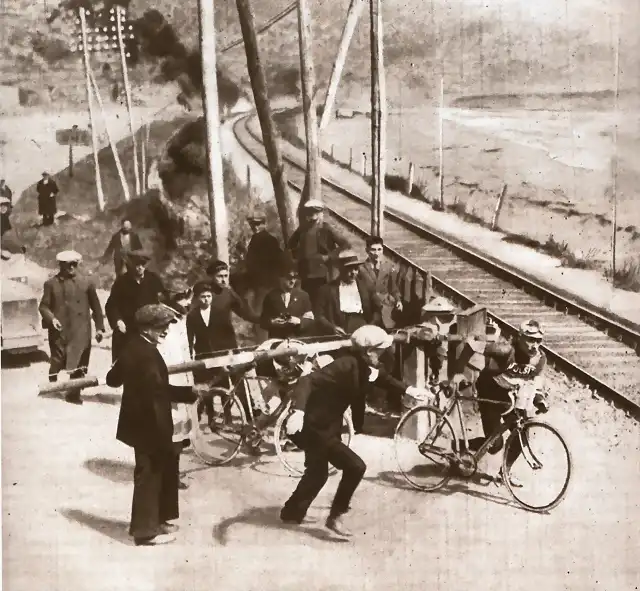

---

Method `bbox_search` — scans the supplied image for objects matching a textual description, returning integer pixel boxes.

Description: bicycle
[190,360,355,477]
[393,379,572,512]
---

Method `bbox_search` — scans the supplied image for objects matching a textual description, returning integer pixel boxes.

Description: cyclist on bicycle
[467,319,549,484]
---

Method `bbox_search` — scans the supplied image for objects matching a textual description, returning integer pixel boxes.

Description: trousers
[130,445,180,539]
[281,429,366,522]
[477,384,523,464]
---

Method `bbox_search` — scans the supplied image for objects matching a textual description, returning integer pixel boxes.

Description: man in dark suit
[260,255,314,339]
[106,304,206,546]
[314,250,382,336]
[358,236,403,330]
[287,200,351,307]
[280,325,432,538]
[39,250,106,404]
[244,213,282,312]
[105,248,166,362]
[0,179,13,203]
[100,219,143,278]
[36,171,59,227]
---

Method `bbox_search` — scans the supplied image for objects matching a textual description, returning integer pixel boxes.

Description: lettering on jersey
[504,361,538,379]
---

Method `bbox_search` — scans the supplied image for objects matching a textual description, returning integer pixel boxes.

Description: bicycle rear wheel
[190,388,246,466]
[502,420,572,512]
[394,405,456,492]
[274,403,355,477]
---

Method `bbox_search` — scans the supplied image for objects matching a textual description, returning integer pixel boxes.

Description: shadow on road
[84,458,133,483]
[37,388,121,406]
[1,349,49,368]
[368,470,521,510]
[212,505,348,545]
[59,508,132,545]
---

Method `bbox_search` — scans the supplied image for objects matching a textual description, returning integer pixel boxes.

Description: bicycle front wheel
[274,403,355,477]
[190,388,247,466]
[502,420,572,512]
[394,405,456,492]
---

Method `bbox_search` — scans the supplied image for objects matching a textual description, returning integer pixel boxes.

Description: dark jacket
[186,287,259,356]
[101,230,143,275]
[0,183,12,203]
[260,286,314,339]
[36,178,59,217]
[314,278,382,335]
[107,334,197,452]
[288,221,350,280]
[293,354,406,438]
[246,230,283,288]
[39,273,105,369]
[105,270,166,331]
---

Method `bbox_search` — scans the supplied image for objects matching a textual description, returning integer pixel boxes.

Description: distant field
[299,88,640,273]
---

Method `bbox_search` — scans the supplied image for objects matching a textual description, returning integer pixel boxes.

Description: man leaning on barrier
[280,325,432,539]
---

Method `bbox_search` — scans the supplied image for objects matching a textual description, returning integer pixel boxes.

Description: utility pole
[236,0,294,241]
[198,0,229,261]
[297,0,321,212]
[370,0,385,237]
[319,0,365,132]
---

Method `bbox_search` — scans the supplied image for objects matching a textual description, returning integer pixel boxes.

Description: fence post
[490,184,508,231]
[330,144,334,159]
[349,147,353,169]
[361,152,367,176]
[247,164,252,196]
[407,161,414,195]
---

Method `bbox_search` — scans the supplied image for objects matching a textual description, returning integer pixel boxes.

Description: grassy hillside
[3,0,638,110]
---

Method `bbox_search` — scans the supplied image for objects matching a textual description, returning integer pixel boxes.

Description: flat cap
[248,213,266,223]
[0,197,11,206]
[351,325,394,349]
[125,248,152,262]
[302,199,324,210]
[135,304,177,328]
[206,260,228,276]
[337,249,365,267]
[421,296,456,314]
[56,250,82,263]
[165,276,192,295]
[193,279,213,296]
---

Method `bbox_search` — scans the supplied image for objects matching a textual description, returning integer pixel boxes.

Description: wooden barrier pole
[407,161,415,195]
[490,184,508,231]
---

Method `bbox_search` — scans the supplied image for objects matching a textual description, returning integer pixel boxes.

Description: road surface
[2,340,638,591]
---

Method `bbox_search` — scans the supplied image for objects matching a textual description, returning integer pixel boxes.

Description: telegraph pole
[370,0,385,236]
[297,0,321,212]
[319,0,365,132]
[236,0,294,241]
[198,0,229,261]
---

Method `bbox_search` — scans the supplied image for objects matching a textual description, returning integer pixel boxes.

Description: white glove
[286,409,305,435]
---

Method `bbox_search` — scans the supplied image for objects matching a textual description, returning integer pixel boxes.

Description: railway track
[233,113,640,418]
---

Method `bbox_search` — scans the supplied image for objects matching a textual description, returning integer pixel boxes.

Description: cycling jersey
[477,344,546,396]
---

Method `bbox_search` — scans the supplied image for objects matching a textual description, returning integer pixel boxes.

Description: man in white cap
[106,304,209,546]
[280,325,432,538]
[287,199,350,307]
[39,250,105,404]
[36,171,59,227]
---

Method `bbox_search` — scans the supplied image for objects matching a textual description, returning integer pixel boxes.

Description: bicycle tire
[190,388,247,466]
[274,400,355,477]
[502,420,572,513]
[394,405,456,492]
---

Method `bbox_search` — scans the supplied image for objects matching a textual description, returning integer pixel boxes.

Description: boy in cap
[281,325,432,538]
[287,200,351,306]
[107,304,208,546]
[39,250,106,404]
[314,249,382,336]
[105,248,166,362]
[157,278,195,490]
[420,296,458,385]
[260,254,314,339]
[36,171,59,227]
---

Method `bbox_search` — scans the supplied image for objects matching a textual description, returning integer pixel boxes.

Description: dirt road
[2,342,638,590]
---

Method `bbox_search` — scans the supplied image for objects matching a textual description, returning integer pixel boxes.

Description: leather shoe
[134,533,176,546]
[161,522,179,534]
[325,516,353,538]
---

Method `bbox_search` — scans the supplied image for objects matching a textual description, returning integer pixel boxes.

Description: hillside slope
[3,0,638,110]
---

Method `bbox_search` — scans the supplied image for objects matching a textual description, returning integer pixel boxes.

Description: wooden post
[318,0,365,132]
[199,0,230,261]
[89,69,131,203]
[407,161,414,195]
[490,184,508,231]
[140,123,147,193]
[361,152,366,176]
[330,144,334,159]
[68,125,76,177]
[349,147,353,169]
[236,0,294,240]
[247,163,252,196]
[116,6,141,197]
[79,8,104,212]
[370,0,381,236]
[297,0,321,212]
[438,77,445,210]
[610,10,621,286]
